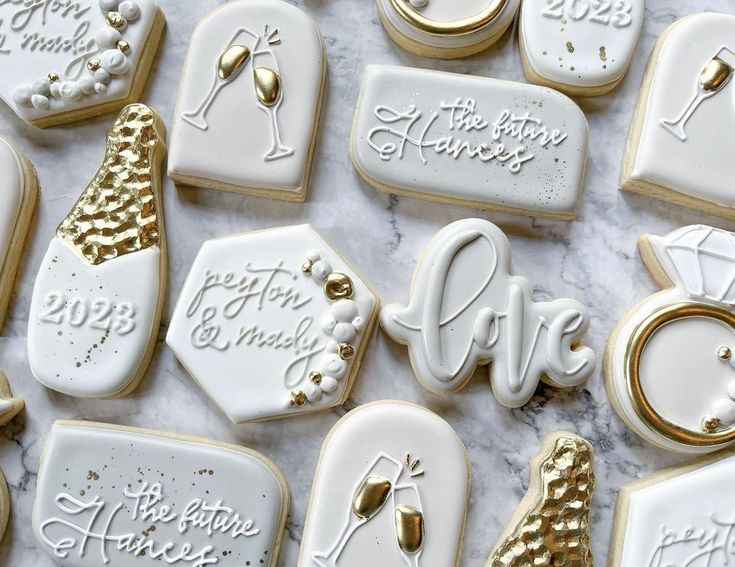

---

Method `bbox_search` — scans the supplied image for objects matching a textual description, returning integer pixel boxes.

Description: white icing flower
[79,76,96,95]
[31,94,50,110]
[99,0,120,10]
[713,397,735,425]
[333,322,356,343]
[322,314,337,334]
[12,85,33,107]
[95,82,108,94]
[320,354,347,379]
[49,82,62,98]
[118,0,141,21]
[311,260,332,281]
[320,376,339,393]
[100,49,130,75]
[95,26,123,50]
[352,316,365,331]
[305,382,322,402]
[32,79,51,96]
[58,81,83,102]
[307,251,321,263]
[331,299,358,323]
[94,69,112,84]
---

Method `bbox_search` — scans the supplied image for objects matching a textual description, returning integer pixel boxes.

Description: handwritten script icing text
[648,517,735,567]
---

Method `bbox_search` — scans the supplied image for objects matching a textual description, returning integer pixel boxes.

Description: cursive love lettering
[0,0,90,31]
[367,98,567,174]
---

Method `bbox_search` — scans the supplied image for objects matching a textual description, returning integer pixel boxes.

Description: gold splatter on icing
[487,434,594,567]
[599,46,607,62]
[566,41,575,54]
[57,103,164,266]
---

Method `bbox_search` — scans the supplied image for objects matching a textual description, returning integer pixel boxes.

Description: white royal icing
[614,452,735,567]
[33,421,288,567]
[626,13,735,210]
[520,0,644,91]
[166,225,378,424]
[28,238,160,398]
[607,225,735,453]
[168,0,325,198]
[0,0,159,125]
[298,401,469,567]
[0,138,23,285]
[381,218,595,408]
[352,65,589,218]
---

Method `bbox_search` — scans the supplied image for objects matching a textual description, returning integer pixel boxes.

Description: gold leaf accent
[487,434,594,567]
[56,103,164,266]
[324,273,354,301]
[352,476,392,520]
[218,44,251,80]
[254,67,282,107]
[395,505,424,555]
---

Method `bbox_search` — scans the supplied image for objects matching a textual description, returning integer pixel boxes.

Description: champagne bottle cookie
[28,103,166,398]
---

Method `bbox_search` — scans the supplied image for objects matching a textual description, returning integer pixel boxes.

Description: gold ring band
[625,302,735,447]
[389,0,508,37]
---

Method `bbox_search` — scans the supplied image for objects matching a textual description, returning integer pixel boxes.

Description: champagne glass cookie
[605,224,735,453]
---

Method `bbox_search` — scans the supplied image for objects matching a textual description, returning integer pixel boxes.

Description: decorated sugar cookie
[605,225,735,453]
[167,225,379,424]
[622,13,735,219]
[609,446,735,566]
[486,432,594,567]
[168,0,326,202]
[0,370,24,427]
[381,218,596,407]
[0,468,9,543]
[298,401,470,567]
[351,65,589,219]
[28,104,166,399]
[0,137,39,329]
[376,0,520,59]
[0,0,165,128]
[33,420,289,567]
[520,0,644,96]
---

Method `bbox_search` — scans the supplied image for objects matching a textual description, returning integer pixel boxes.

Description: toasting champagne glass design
[181,25,293,161]
[312,453,426,567]
[660,46,735,141]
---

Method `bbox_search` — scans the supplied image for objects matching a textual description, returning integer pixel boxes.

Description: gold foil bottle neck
[56,103,165,266]
[487,434,595,567]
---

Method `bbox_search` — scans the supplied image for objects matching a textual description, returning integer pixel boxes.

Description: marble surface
[0,0,734,565]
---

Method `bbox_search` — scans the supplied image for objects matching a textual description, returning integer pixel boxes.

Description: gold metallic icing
[701,57,734,92]
[353,476,392,520]
[254,67,282,107]
[625,302,735,446]
[487,434,594,567]
[57,103,164,266]
[324,273,354,301]
[395,505,424,555]
[218,45,251,80]
[389,0,507,37]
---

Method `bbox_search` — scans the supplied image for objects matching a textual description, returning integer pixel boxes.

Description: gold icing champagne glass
[311,454,404,567]
[252,46,294,160]
[660,50,735,141]
[393,484,425,567]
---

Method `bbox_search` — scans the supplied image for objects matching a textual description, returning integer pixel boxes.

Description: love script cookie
[486,432,594,567]
[168,0,326,202]
[1,0,165,128]
[520,0,644,96]
[351,65,589,219]
[609,446,735,567]
[605,224,735,454]
[621,13,735,219]
[381,218,596,407]
[298,401,471,567]
[377,0,520,59]
[0,136,39,329]
[167,225,379,424]
[0,370,24,427]
[33,420,289,567]
[28,103,166,399]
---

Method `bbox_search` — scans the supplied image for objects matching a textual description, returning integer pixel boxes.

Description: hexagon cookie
[167,225,379,424]
[609,448,735,566]
[0,0,165,128]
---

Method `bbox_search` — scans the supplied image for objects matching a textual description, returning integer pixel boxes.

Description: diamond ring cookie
[166,225,379,424]
[609,447,735,566]
[1,0,165,128]
[376,0,520,59]
[33,420,289,567]
[519,0,644,96]
[621,13,735,219]
[298,401,471,567]
[381,218,596,408]
[605,225,735,454]
[28,103,166,399]
[168,0,326,202]
[351,65,589,220]
[486,432,594,567]
[0,137,39,329]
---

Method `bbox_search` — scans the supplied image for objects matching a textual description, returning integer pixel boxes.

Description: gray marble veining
[1,0,733,565]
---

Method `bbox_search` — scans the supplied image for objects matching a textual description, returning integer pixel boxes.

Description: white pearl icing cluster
[11,0,141,112]
[289,251,365,408]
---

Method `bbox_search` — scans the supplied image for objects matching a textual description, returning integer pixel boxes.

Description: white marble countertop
[1,0,734,565]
